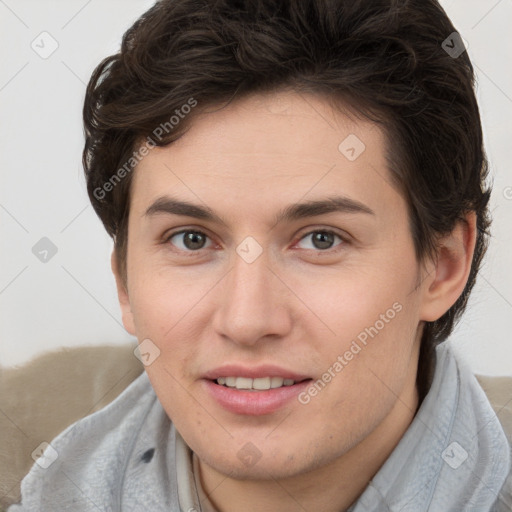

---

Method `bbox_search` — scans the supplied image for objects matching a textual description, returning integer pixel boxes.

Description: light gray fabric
[8,371,181,512]
[9,342,511,512]
[346,342,511,512]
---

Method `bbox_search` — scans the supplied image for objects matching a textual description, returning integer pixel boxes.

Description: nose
[212,244,293,347]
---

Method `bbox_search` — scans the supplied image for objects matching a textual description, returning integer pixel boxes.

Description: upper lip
[202,364,311,382]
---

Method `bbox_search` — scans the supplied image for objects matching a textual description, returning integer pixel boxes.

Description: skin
[112,90,476,512]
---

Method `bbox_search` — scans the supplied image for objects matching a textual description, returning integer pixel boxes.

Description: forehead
[131,91,401,220]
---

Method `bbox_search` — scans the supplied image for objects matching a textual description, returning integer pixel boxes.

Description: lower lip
[203,379,312,415]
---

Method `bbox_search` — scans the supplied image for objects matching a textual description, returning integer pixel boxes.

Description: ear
[419,212,477,322]
[111,250,136,336]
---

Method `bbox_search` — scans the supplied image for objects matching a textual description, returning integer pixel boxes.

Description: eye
[295,230,345,251]
[164,228,346,254]
[166,230,213,252]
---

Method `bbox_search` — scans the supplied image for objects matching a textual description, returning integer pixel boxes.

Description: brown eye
[167,230,211,251]
[296,230,344,251]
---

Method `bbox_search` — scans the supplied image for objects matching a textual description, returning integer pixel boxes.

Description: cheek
[305,263,417,348]
[304,264,421,402]
[295,304,420,455]
[127,269,212,390]
[335,285,419,381]
[127,264,202,338]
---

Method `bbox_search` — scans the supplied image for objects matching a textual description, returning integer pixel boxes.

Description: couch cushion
[476,375,512,445]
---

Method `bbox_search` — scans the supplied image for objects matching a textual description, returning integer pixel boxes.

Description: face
[117,90,429,480]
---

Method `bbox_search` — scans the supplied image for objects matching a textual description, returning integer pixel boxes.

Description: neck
[197,357,420,512]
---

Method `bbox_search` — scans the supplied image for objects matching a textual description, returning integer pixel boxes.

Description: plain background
[0,0,511,374]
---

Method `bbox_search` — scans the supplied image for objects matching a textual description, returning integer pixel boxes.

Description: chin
[197,440,329,481]
[206,456,302,481]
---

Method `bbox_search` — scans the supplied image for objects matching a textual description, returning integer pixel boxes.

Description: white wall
[1,0,511,375]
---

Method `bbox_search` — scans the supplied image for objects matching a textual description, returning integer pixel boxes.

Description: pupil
[185,232,205,250]
[313,232,333,250]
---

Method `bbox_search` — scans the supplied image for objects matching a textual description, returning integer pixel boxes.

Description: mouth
[202,368,313,415]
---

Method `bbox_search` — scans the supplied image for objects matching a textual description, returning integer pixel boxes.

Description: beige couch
[1,344,511,510]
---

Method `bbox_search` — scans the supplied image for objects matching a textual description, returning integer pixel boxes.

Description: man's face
[119,90,428,479]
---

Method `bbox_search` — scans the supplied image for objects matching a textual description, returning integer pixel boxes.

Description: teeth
[216,376,296,390]
[235,377,252,390]
[253,377,271,390]
[271,377,284,388]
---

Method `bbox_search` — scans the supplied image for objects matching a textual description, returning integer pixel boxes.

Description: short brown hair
[83,0,491,398]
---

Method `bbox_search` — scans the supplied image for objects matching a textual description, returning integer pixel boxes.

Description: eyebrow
[144,195,375,226]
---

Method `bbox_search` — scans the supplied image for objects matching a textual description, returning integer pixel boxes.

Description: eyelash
[163,228,348,255]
